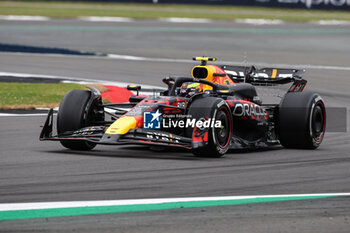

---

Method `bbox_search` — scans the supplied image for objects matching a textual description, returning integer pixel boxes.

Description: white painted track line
[160,17,213,23]
[235,19,284,25]
[0,15,50,21]
[0,71,163,90]
[0,113,50,117]
[1,51,350,72]
[1,15,350,26]
[0,71,163,117]
[0,193,349,211]
[106,53,350,72]
[314,20,350,25]
[78,16,134,22]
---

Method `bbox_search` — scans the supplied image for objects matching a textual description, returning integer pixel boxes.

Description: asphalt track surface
[0,19,350,232]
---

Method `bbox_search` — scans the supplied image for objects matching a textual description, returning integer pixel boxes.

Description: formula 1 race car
[40,57,326,157]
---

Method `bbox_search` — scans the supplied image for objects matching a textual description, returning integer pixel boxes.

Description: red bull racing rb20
[40,57,326,157]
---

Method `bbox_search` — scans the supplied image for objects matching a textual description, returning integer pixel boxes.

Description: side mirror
[129,95,145,103]
[217,89,233,95]
[127,85,141,95]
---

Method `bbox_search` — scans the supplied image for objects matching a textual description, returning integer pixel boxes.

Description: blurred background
[1,0,350,109]
[1,2,350,232]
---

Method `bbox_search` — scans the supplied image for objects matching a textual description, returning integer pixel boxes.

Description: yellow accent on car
[271,69,277,79]
[190,65,218,91]
[105,116,137,135]
[193,57,216,62]
[191,65,216,80]
[187,83,201,88]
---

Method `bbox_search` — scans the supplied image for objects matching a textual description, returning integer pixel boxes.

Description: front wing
[39,109,194,149]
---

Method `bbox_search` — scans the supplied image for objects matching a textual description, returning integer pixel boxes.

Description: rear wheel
[278,92,326,149]
[57,90,97,150]
[187,97,232,157]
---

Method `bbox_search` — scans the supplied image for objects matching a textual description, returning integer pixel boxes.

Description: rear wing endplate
[221,65,307,91]
[222,65,304,83]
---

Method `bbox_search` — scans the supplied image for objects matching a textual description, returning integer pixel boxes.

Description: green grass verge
[0,82,85,109]
[0,1,350,22]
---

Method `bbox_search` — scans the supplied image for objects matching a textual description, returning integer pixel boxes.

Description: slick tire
[57,90,96,150]
[278,92,326,149]
[187,97,232,157]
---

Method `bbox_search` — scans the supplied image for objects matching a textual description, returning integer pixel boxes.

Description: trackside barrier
[65,0,350,10]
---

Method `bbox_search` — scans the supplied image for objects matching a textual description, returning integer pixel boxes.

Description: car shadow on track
[44,145,283,161]
[228,146,283,154]
[45,145,200,161]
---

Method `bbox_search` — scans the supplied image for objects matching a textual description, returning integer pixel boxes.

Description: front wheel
[57,90,97,150]
[187,97,232,157]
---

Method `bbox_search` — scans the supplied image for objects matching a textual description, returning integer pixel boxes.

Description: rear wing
[221,65,307,92]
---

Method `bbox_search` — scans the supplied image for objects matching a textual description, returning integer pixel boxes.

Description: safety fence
[66,0,350,10]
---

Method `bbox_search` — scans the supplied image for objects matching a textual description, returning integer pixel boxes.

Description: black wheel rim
[215,109,230,148]
[312,103,325,141]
